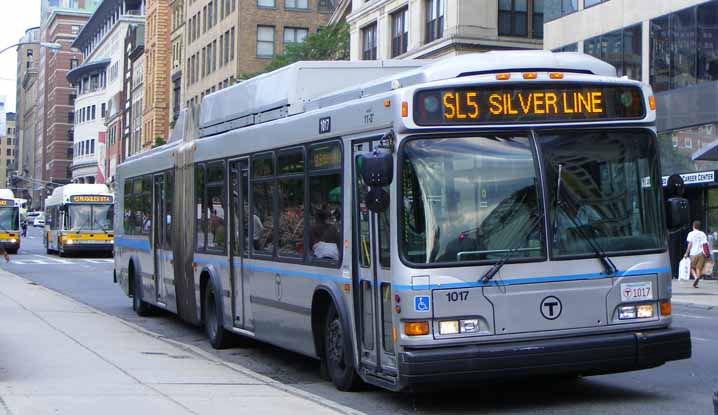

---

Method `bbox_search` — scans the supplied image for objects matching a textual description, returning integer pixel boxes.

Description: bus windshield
[538,129,665,256]
[401,134,544,265]
[0,207,19,231]
[67,204,114,231]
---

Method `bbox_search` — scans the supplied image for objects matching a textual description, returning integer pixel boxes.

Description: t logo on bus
[540,296,562,320]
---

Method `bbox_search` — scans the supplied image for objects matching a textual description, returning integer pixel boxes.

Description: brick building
[169,0,185,125]
[37,1,99,205]
[0,113,17,189]
[181,0,334,109]
[15,27,40,204]
[123,24,145,160]
[142,0,172,150]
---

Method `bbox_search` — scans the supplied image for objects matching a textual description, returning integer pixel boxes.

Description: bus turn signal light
[649,96,656,111]
[660,300,671,316]
[401,101,408,117]
[404,321,430,336]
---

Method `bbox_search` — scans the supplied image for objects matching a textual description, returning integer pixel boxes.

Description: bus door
[153,173,173,306]
[352,140,396,377]
[229,159,252,330]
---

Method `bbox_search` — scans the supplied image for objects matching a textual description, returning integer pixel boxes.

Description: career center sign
[661,171,716,187]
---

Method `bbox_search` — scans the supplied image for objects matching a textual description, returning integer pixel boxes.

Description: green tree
[241,23,350,79]
[153,136,166,148]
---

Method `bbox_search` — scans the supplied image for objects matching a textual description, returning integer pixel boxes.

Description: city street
[4,226,717,415]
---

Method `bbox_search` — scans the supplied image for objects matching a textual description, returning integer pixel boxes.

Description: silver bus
[114,52,691,392]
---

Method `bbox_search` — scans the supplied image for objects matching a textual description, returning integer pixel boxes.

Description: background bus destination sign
[413,84,645,126]
[70,195,113,203]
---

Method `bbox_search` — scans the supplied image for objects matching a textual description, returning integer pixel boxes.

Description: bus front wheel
[324,303,360,391]
[132,270,152,317]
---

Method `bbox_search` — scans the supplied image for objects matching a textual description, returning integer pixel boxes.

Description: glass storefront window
[658,123,718,177]
[671,8,697,89]
[544,0,576,22]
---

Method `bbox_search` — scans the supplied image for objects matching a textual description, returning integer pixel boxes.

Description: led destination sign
[413,84,645,126]
[0,199,15,207]
[70,195,113,203]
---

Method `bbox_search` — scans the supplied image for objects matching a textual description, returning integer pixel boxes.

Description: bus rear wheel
[324,303,360,391]
[203,280,231,349]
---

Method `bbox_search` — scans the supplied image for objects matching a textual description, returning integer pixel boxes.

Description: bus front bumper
[397,327,691,389]
[62,242,113,252]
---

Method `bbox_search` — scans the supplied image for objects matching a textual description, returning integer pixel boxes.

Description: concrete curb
[4,271,367,415]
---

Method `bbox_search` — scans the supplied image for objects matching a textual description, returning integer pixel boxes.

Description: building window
[532,0,544,38]
[257,26,275,57]
[71,25,81,34]
[70,58,78,69]
[552,42,578,52]
[283,27,308,45]
[584,24,642,81]
[27,49,33,58]
[584,0,608,8]
[425,0,444,43]
[699,1,718,83]
[257,0,275,7]
[362,23,377,60]
[671,7,697,89]
[284,0,307,9]
[101,103,106,118]
[498,0,528,37]
[544,0,576,22]
[392,6,408,57]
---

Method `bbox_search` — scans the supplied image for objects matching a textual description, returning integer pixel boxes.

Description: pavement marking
[673,313,713,320]
[691,336,717,343]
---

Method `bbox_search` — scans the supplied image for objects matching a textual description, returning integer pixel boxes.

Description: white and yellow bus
[0,189,21,253]
[44,184,114,256]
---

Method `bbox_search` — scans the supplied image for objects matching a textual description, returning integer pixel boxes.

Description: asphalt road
[6,226,718,414]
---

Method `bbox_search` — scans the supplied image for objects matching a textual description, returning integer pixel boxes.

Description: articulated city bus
[45,184,114,256]
[114,52,691,392]
[0,189,21,253]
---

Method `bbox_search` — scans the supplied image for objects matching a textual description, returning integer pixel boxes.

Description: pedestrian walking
[0,243,10,263]
[684,220,709,288]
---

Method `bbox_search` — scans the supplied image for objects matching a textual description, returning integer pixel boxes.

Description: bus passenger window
[195,165,207,251]
[309,174,341,263]
[142,176,152,235]
[252,181,274,255]
[309,142,342,265]
[123,180,133,233]
[278,178,304,257]
[278,148,305,258]
[206,161,226,252]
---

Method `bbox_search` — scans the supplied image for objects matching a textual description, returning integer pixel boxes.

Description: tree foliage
[241,22,350,80]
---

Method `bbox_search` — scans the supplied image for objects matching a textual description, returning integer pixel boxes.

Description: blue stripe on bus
[114,237,150,251]
[392,267,671,291]
[191,257,348,283]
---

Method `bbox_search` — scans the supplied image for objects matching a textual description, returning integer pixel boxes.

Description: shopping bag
[703,260,714,276]
[678,257,691,280]
[703,242,711,258]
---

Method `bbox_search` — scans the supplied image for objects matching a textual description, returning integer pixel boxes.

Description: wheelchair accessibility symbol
[414,296,430,312]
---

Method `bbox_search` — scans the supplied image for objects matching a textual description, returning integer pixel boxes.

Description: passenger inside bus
[310,208,339,260]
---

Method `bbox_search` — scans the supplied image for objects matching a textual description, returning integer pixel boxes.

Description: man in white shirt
[684,220,708,287]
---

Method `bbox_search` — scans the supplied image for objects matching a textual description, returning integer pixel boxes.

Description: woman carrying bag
[684,220,710,288]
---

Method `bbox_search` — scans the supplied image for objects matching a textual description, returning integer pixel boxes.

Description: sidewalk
[0,269,352,415]
[671,278,718,309]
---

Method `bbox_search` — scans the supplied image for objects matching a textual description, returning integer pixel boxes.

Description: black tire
[203,280,231,349]
[324,303,360,391]
[132,270,152,317]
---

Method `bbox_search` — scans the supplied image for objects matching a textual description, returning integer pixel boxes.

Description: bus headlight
[439,320,459,335]
[637,304,654,318]
[9,238,16,243]
[618,306,637,320]
[460,319,480,333]
[66,239,74,245]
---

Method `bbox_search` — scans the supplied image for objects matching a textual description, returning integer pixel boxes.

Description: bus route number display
[413,84,645,126]
[0,199,15,207]
[70,195,113,203]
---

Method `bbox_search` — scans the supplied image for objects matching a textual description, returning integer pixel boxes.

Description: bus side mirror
[359,150,393,187]
[667,197,690,229]
[365,187,389,213]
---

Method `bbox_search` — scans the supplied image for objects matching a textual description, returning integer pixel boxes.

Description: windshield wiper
[480,210,544,283]
[552,165,618,276]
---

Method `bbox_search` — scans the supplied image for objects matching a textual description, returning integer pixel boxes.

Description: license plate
[620,282,653,302]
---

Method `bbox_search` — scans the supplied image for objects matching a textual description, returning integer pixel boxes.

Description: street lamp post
[0,41,62,56]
